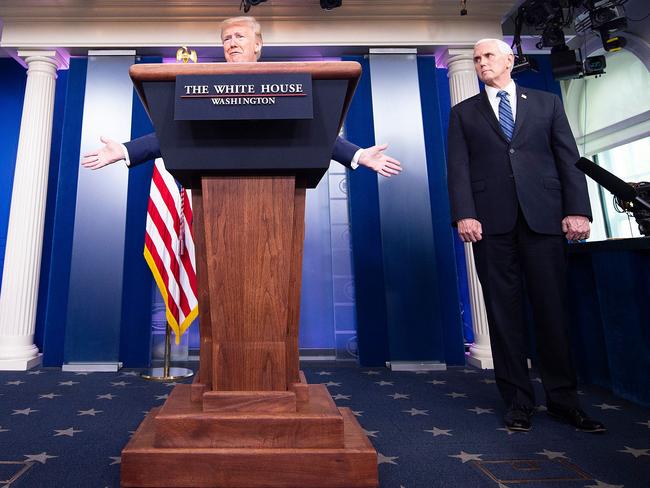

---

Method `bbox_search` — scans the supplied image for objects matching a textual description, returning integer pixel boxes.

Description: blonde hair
[474,38,513,56]
[220,16,263,59]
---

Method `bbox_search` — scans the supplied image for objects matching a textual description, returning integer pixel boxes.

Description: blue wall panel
[118,56,159,367]
[40,58,88,366]
[344,56,390,366]
[0,59,26,290]
[34,66,70,352]
[418,58,465,365]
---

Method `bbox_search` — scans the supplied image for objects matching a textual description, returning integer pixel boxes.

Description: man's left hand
[562,215,590,241]
[358,143,402,177]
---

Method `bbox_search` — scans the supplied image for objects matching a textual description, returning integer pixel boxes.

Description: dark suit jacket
[124,133,360,170]
[447,86,591,235]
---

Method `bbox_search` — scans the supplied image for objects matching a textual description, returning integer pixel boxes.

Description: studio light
[240,0,267,13]
[320,0,342,10]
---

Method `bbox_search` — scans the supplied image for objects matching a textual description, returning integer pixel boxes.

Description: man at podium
[82,15,403,177]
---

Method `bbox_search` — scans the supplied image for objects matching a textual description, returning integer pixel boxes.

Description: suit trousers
[472,210,579,410]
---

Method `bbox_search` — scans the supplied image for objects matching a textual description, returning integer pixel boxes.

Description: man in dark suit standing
[447,38,604,433]
[82,16,402,177]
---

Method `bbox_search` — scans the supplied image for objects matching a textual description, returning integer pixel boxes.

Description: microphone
[575,157,650,211]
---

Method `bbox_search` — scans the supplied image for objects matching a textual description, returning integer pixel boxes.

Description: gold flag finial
[176,46,198,63]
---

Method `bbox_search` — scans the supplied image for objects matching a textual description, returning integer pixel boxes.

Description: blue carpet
[0,364,648,487]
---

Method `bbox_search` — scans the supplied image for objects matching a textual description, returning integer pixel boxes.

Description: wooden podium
[121,62,378,487]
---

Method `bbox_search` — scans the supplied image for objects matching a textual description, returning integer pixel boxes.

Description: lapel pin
[521,94,527,99]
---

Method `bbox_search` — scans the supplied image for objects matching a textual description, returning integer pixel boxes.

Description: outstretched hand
[81,136,125,170]
[358,143,402,177]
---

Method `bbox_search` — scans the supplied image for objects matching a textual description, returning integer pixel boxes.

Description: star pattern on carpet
[74,372,90,376]
[155,394,169,400]
[449,451,483,463]
[6,380,25,386]
[536,449,567,459]
[12,408,38,415]
[58,381,79,386]
[423,427,452,437]
[460,369,477,374]
[315,371,332,376]
[445,392,466,399]
[110,381,130,387]
[39,393,61,399]
[427,380,446,385]
[78,408,102,416]
[480,378,496,384]
[24,452,57,464]
[467,406,493,415]
[1,365,648,488]
[594,403,621,411]
[332,394,351,400]
[402,408,428,416]
[163,382,179,387]
[535,405,548,412]
[618,446,649,458]
[388,393,409,399]
[53,428,82,437]
[375,381,394,386]
[27,370,44,375]
[377,453,398,465]
[585,481,624,488]
[121,372,140,376]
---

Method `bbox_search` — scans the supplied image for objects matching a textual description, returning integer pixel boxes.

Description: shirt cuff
[350,148,363,170]
[120,143,131,167]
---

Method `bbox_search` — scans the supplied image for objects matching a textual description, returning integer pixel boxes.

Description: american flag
[143,159,198,344]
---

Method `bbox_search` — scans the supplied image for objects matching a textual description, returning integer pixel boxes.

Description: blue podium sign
[174,73,313,121]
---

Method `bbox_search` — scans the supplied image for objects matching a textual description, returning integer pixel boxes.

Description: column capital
[436,47,475,69]
[16,48,69,70]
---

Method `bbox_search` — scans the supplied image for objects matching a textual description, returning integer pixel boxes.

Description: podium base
[121,385,378,488]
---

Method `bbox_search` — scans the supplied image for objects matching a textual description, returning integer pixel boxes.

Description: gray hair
[220,16,263,59]
[474,38,513,56]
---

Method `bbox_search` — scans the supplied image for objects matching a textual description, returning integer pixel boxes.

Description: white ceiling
[0,0,518,22]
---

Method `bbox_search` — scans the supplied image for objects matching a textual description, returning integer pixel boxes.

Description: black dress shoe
[504,405,533,432]
[547,405,606,433]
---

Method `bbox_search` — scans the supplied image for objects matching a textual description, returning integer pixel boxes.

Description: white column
[445,49,493,369]
[0,50,68,370]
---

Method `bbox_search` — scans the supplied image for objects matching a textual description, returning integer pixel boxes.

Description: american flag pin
[521,94,527,99]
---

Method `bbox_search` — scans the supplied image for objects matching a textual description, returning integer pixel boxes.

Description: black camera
[614,182,650,236]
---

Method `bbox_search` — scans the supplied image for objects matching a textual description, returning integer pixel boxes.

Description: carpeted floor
[0,364,648,487]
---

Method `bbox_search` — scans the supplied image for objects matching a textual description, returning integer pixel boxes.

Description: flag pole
[140,323,194,381]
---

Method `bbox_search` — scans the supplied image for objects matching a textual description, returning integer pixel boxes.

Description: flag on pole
[143,159,198,344]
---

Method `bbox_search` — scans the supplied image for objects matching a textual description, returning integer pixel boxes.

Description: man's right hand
[81,136,125,170]
[457,218,483,242]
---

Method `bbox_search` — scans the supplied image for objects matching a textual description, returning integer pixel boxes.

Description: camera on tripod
[614,182,650,236]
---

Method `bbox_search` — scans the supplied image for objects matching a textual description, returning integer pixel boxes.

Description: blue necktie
[497,90,514,141]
